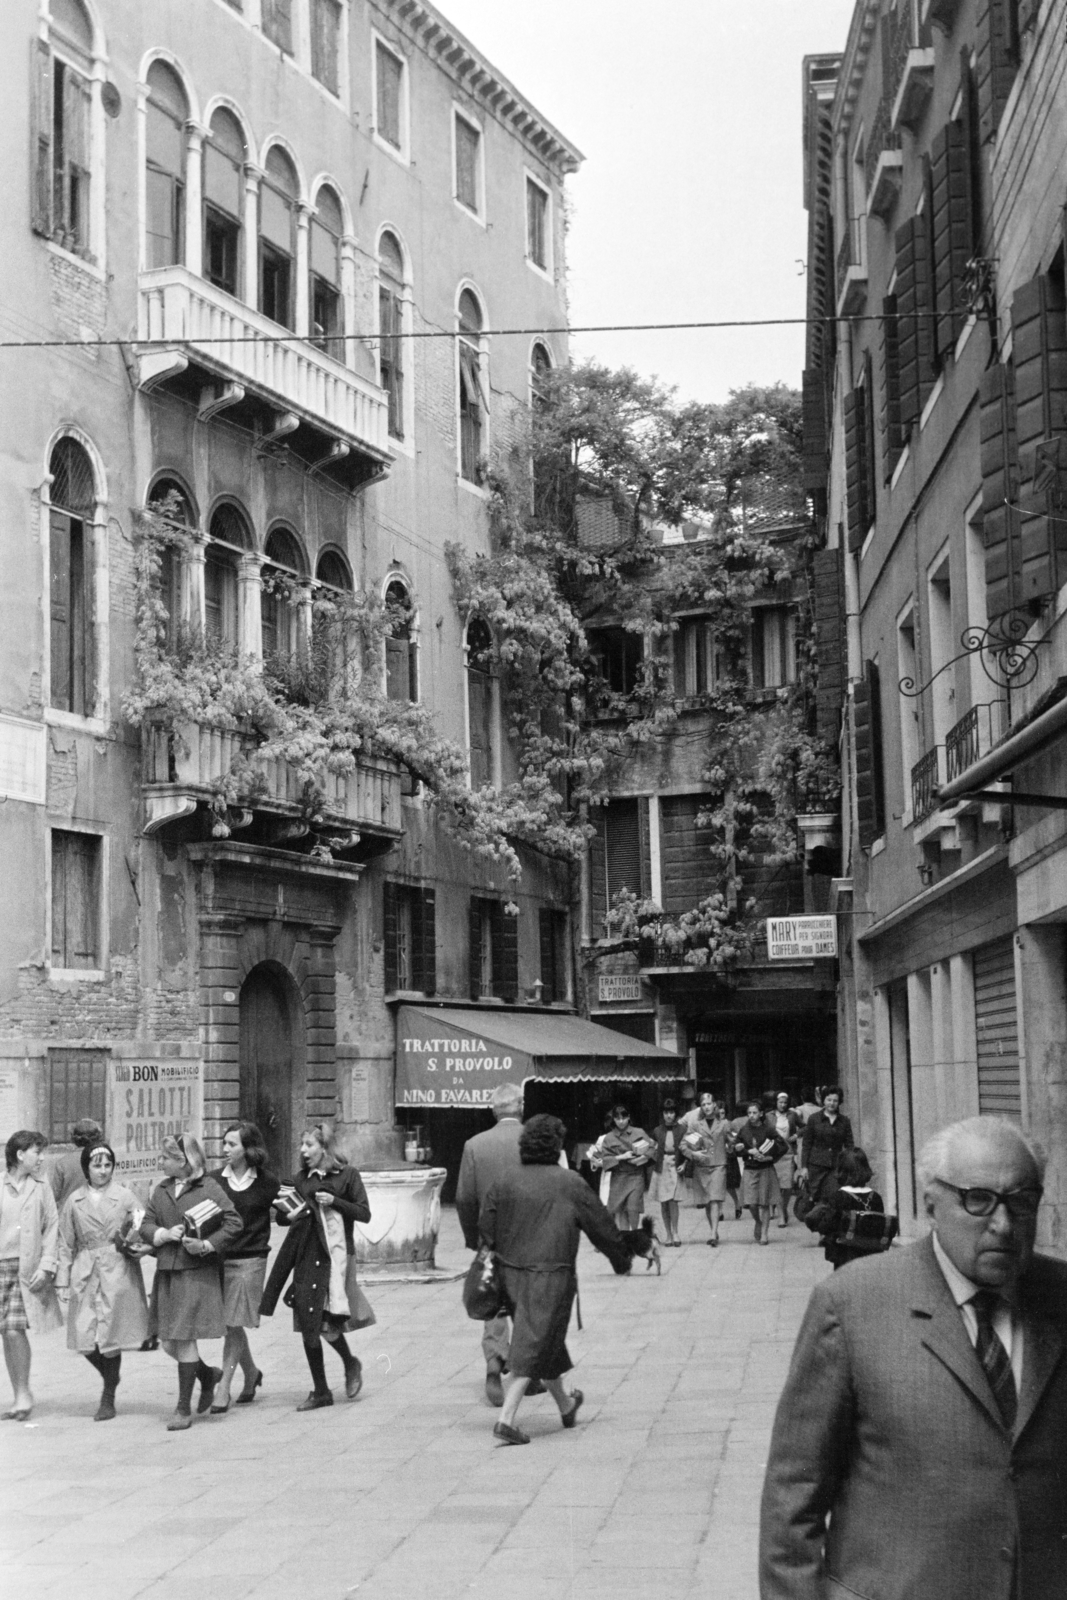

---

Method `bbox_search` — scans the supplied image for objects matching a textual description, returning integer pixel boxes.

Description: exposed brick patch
[48,251,107,345]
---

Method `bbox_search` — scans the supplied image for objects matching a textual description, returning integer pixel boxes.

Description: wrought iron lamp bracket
[898,616,1046,698]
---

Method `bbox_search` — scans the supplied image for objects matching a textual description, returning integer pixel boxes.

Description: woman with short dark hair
[1,1131,62,1420]
[260,1123,375,1412]
[479,1113,641,1446]
[730,1102,789,1245]
[57,1140,149,1419]
[139,1134,242,1429]
[209,1121,280,1413]
[647,1099,683,1246]
[798,1085,854,1208]
[598,1104,653,1231]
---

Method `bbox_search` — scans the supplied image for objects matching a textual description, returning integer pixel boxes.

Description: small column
[295,202,312,338]
[136,84,150,275]
[340,234,357,370]
[183,122,205,278]
[239,553,265,659]
[297,583,314,657]
[185,531,208,637]
[242,165,262,307]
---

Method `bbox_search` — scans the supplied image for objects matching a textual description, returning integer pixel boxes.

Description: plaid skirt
[0,1259,29,1335]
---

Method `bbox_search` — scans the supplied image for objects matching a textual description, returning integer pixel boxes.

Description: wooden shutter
[980,362,1023,623]
[973,936,1021,1115]
[383,880,398,993]
[930,121,972,359]
[494,902,519,1003]
[377,44,402,147]
[1011,275,1067,604]
[660,795,718,914]
[31,38,53,237]
[854,664,885,849]
[538,908,557,1004]
[310,0,339,95]
[51,833,99,969]
[862,351,877,522]
[469,899,483,999]
[844,384,869,552]
[385,635,410,701]
[50,512,72,712]
[880,293,904,482]
[802,367,827,494]
[46,1047,108,1142]
[976,0,1018,145]
[412,888,436,997]
[813,547,846,743]
[468,667,492,788]
[895,214,935,430]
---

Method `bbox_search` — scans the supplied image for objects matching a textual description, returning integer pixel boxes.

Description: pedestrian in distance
[769,1091,801,1227]
[48,1117,104,1213]
[260,1122,375,1412]
[456,1082,526,1407]
[647,1098,683,1246]
[678,1093,731,1246]
[208,1120,280,1412]
[797,1083,853,1207]
[140,1133,241,1430]
[760,1116,1067,1600]
[479,1113,642,1446]
[56,1139,149,1420]
[730,1102,789,1245]
[1,1130,63,1421]
[598,1104,653,1231]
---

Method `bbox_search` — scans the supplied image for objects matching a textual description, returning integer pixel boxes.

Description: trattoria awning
[395,1005,686,1110]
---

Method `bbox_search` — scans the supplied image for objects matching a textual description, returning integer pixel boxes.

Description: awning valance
[395,1005,685,1109]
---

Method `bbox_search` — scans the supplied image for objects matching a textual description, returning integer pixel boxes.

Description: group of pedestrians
[0,1117,375,1427]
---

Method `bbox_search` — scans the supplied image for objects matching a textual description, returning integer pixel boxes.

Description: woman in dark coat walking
[260,1123,374,1411]
[140,1134,242,1429]
[798,1085,855,1207]
[479,1113,640,1446]
[208,1121,280,1412]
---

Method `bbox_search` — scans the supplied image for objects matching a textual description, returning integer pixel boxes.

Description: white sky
[439,0,858,403]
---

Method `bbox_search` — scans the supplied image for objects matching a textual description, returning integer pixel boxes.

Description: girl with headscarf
[139,1134,241,1429]
[56,1140,150,1420]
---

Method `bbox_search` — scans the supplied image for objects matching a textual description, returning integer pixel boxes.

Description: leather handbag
[462,1245,505,1321]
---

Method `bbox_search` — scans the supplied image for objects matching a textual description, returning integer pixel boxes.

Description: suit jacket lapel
[1015,1273,1066,1442]
[909,1236,1005,1431]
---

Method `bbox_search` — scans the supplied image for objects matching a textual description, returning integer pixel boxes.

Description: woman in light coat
[57,1139,149,1419]
[0,1130,63,1420]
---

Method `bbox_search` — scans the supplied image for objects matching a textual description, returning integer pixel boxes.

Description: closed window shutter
[979,362,1022,623]
[973,936,1021,1115]
[802,368,828,493]
[854,664,885,849]
[844,384,869,552]
[589,808,608,931]
[813,547,846,743]
[383,880,398,993]
[660,795,719,914]
[413,888,436,997]
[880,294,904,482]
[895,214,935,430]
[50,512,72,711]
[863,351,877,522]
[930,121,972,359]
[377,45,402,147]
[1012,275,1067,604]
[976,0,1018,145]
[468,667,492,787]
[386,634,410,701]
[310,0,339,95]
[468,900,483,999]
[32,39,53,237]
[539,908,556,1004]
[494,902,519,1003]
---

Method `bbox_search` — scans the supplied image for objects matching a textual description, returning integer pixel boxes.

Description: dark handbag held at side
[462,1246,505,1321]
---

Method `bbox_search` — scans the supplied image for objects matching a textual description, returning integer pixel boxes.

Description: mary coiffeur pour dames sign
[765,916,838,961]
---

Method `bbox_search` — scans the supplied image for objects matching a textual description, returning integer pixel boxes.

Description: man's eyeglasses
[933,1179,1043,1219]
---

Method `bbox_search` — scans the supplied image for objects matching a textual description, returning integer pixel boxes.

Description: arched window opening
[466,618,494,789]
[260,145,298,329]
[316,549,352,593]
[310,186,344,354]
[261,527,305,660]
[379,232,405,440]
[49,437,96,715]
[145,61,188,268]
[384,578,416,703]
[531,342,552,404]
[203,109,245,296]
[205,503,250,649]
[34,0,94,256]
[147,477,194,648]
[458,290,485,483]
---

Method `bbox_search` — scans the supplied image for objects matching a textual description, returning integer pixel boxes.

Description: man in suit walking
[759,1115,1067,1600]
[456,1083,524,1407]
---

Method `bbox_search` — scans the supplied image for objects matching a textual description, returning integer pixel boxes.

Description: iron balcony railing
[864,96,902,199]
[945,702,1004,783]
[911,744,943,823]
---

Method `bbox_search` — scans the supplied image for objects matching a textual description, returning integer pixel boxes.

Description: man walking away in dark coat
[759,1115,1067,1600]
[456,1083,525,1406]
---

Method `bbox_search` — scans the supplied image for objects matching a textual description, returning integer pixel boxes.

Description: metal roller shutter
[973,936,1021,1116]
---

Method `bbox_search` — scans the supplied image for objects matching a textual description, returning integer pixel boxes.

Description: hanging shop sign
[107,1057,203,1183]
[765,915,838,961]
[597,975,644,1003]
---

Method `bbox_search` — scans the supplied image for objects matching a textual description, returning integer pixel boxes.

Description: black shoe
[296,1390,334,1412]
[493,1421,529,1445]
[234,1369,263,1405]
[561,1389,584,1430]
[485,1370,505,1407]
[344,1358,363,1400]
[197,1367,223,1414]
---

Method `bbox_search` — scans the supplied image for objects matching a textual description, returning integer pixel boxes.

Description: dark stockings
[303,1339,329,1395]
[84,1348,121,1419]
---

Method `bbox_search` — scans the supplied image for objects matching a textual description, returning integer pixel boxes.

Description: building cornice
[832,0,881,140]
[372,0,584,176]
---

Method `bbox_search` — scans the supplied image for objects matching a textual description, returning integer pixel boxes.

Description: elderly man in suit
[456,1083,525,1407]
[759,1115,1067,1600]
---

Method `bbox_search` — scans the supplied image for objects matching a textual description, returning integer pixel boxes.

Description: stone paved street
[1,1207,828,1600]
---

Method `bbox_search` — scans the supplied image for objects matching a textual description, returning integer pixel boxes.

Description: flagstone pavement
[0,1204,829,1600]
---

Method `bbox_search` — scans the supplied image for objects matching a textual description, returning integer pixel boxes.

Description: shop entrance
[239,962,306,1176]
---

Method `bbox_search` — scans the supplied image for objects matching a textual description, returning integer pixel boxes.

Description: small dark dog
[620,1217,662,1275]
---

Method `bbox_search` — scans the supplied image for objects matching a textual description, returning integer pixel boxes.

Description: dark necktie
[971,1291,1017,1430]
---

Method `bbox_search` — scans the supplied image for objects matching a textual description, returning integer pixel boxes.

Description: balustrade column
[239,553,265,660]
[295,203,312,339]
[183,122,205,278]
[242,165,263,308]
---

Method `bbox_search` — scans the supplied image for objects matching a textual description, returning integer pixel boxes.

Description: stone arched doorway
[239,961,306,1176]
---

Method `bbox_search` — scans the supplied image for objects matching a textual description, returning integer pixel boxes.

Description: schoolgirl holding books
[140,1134,241,1429]
[729,1102,788,1246]
[208,1122,280,1412]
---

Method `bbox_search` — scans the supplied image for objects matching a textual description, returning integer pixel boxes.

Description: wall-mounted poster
[107,1057,202,1184]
